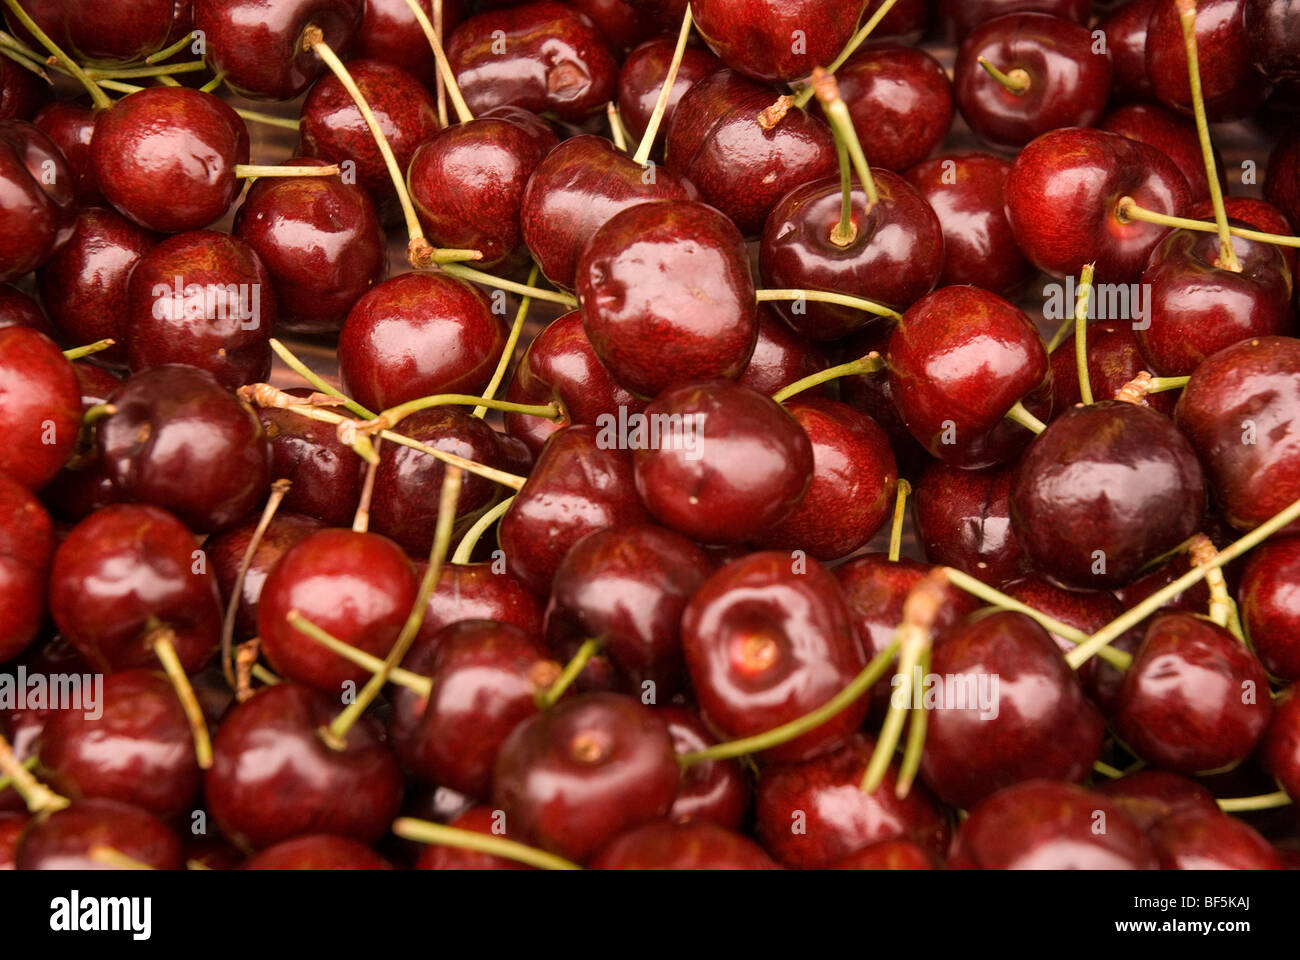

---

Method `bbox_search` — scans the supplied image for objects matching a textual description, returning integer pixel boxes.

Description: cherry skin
[569,0,657,54]
[904,152,1034,297]
[1049,320,1177,418]
[864,0,931,39]
[954,13,1112,149]
[1010,401,1208,590]
[97,365,272,533]
[759,169,945,341]
[1265,127,1300,233]
[940,0,1091,39]
[446,1,618,122]
[754,734,951,869]
[1097,0,1159,103]
[0,473,52,661]
[660,706,748,829]
[92,88,251,234]
[830,839,935,869]
[338,272,505,413]
[243,834,392,869]
[208,512,324,642]
[1102,102,1225,205]
[1115,612,1274,775]
[737,307,827,397]
[617,36,722,149]
[32,101,100,206]
[947,780,1157,869]
[0,120,75,282]
[1150,806,1283,869]
[257,527,417,693]
[48,503,222,673]
[37,668,201,821]
[417,563,545,645]
[8,0,189,65]
[195,0,365,101]
[356,0,463,88]
[1093,769,1220,832]
[592,820,779,869]
[632,380,814,545]
[14,798,183,870]
[665,69,836,236]
[681,551,868,763]
[1146,0,1266,122]
[1187,196,1297,279]
[408,106,557,269]
[257,390,364,528]
[413,805,531,870]
[887,285,1052,469]
[1004,126,1192,283]
[755,399,897,562]
[0,57,40,122]
[690,0,862,84]
[577,200,758,398]
[920,611,1106,810]
[206,681,404,850]
[838,323,930,475]
[913,460,1028,586]
[0,283,50,335]
[1260,685,1300,801]
[491,691,679,863]
[0,326,79,490]
[0,812,26,869]
[1239,537,1300,682]
[1245,0,1300,83]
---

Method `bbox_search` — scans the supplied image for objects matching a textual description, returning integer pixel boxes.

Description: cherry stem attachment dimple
[813,68,877,208]
[977,57,1031,95]
[830,138,858,247]
[888,478,910,563]
[772,351,884,404]
[451,495,514,564]
[150,627,212,769]
[287,612,432,696]
[1074,263,1096,405]
[791,0,899,109]
[537,637,604,709]
[1,0,111,108]
[0,734,67,813]
[63,338,115,361]
[403,0,473,124]
[1116,197,1300,249]
[632,2,693,166]
[475,264,539,418]
[1217,790,1292,813]
[1004,400,1046,434]
[220,478,291,690]
[392,817,582,870]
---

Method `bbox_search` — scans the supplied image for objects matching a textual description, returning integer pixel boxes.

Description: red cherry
[1049,320,1177,417]
[1102,101,1225,204]
[690,0,862,84]
[243,834,392,869]
[661,706,748,829]
[1097,0,1160,103]
[591,820,779,869]
[616,35,722,148]
[417,563,545,644]
[15,798,182,870]
[1149,806,1283,869]
[31,101,100,205]
[1146,0,1266,122]
[0,326,79,489]
[1239,536,1300,681]
[208,512,324,642]
[0,472,52,661]
[257,392,364,528]
[1260,685,1300,801]
[0,120,75,282]
[1093,769,1220,832]
[356,0,464,88]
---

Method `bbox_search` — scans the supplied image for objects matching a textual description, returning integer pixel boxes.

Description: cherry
[1098,0,1159,103]
[417,563,545,644]
[1260,685,1300,800]
[664,68,836,235]
[207,512,324,642]
[0,472,52,661]
[1245,0,1300,83]
[243,834,392,869]
[0,812,26,869]
[15,798,183,870]
[661,706,747,829]
[499,424,649,595]
[1011,401,1208,590]
[31,101,99,205]
[195,0,365,101]
[1187,195,1297,278]
[940,0,1091,39]
[829,839,935,869]
[0,120,75,282]
[912,461,1026,585]
[1102,101,1224,205]
[338,272,505,413]
[754,734,951,869]
[920,611,1105,810]
[887,285,1051,469]
[903,152,1034,297]
[206,681,404,850]
[570,0,657,55]
[257,527,416,692]
[1116,612,1273,774]
[1146,0,1266,122]
[491,691,679,863]
[616,35,722,148]
[954,13,1112,148]
[591,820,779,869]
[48,503,222,672]
[577,199,758,397]
[91,88,251,234]
[1150,806,1283,869]
[0,325,80,491]
[357,0,463,88]
[1265,127,1300,232]
[690,0,861,84]
[446,1,618,122]
[1117,546,1218,617]
[681,551,868,762]
[1239,536,1300,681]
[1004,126,1192,283]
[864,0,930,39]
[633,380,814,545]
[7,0,189,65]
[257,392,364,527]
[0,283,50,335]
[837,324,930,474]
[948,780,1157,869]
[1093,769,1220,832]
[412,805,531,870]
[1049,320,1177,418]
[759,168,944,341]
[408,106,557,269]
[97,365,272,532]
[0,56,40,122]
[737,307,827,397]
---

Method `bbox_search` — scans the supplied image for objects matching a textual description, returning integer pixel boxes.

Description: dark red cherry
[357,0,463,88]
[244,834,391,869]
[1260,685,1300,801]
[1265,127,1300,232]
[1147,0,1266,122]
[0,57,40,122]
[48,503,221,673]
[0,120,75,282]
[207,512,325,642]
[665,69,836,236]
[499,424,650,595]
[492,691,679,863]
[15,798,182,870]
[0,284,50,335]
[97,365,272,532]
[736,307,828,397]
[661,706,748,829]
[913,460,1027,586]
[754,734,951,869]
[920,611,1105,810]
[864,0,931,39]
[1187,196,1297,279]
[1246,0,1300,82]
[948,780,1157,869]
[32,101,99,205]
[206,681,403,850]
[0,473,52,661]
[257,393,364,528]
[833,43,952,173]
[1093,769,1220,832]
[577,200,757,397]
[837,324,930,474]
[1117,546,1219,619]
[0,326,79,489]
[417,563,545,644]
[1150,806,1283,869]
[633,380,814,545]
[92,88,251,234]
[1116,612,1273,774]
[830,839,936,869]
[903,152,1034,297]
[940,0,1091,39]
[1098,0,1159,102]
[1102,102,1224,205]
[196,0,365,101]
[569,0,657,54]
[1240,536,1300,682]
[8,0,188,65]
[257,528,416,693]
[690,0,861,84]
[0,812,26,868]
[592,820,778,869]
[338,272,505,413]
[1049,320,1177,417]
[681,552,868,762]
[888,285,1051,469]
[617,35,722,149]
[408,106,557,269]
[759,169,944,341]
[413,805,531,870]
[446,1,618,122]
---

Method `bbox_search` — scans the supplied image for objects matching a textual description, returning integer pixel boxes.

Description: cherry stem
[220,478,291,690]
[392,817,582,870]
[943,567,1134,670]
[145,30,198,64]
[369,395,560,433]
[351,436,381,533]
[96,75,301,128]
[234,163,341,179]
[451,494,514,564]
[1177,0,1240,273]
[84,60,207,79]
[287,612,432,696]
[894,647,930,797]
[791,0,899,109]
[977,57,1030,95]
[1217,790,1292,813]
[155,74,182,88]
[1,0,111,109]
[1004,400,1046,434]
[437,262,579,308]
[813,68,877,208]
[380,428,525,489]
[536,637,604,709]
[888,477,910,563]
[1115,371,1190,404]
[830,138,857,247]
[1189,534,1243,639]
[234,639,259,702]
[607,102,627,151]
[771,351,884,404]
[82,403,115,427]
[0,734,67,813]
[0,755,37,795]
[1067,493,1300,668]
[326,467,463,744]
[0,43,48,80]
[1117,197,1300,249]
[757,288,901,320]
[1074,262,1096,405]
[1093,760,1125,780]
[1147,375,1190,393]
[199,72,225,94]
[150,627,212,769]
[269,338,376,419]
[632,3,693,166]
[1046,313,1077,353]
[251,664,280,686]
[475,264,539,418]
[62,338,115,361]
[402,0,473,124]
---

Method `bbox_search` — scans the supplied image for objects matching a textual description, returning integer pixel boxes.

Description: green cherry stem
[632,3,693,166]
[0,755,37,795]
[894,646,931,797]
[452,495,514,564]
[0,43,48,80]
[351,436,381,533]
[286,612,432,696]
[977,57,1031,94]
[0,734,67,812]
[199,72,225,94]
[1093,760,1125,780]
[392,817,582,870]
[830,138,857,247]
[1217,791,1292,813]
[145,29,198,64]
[607,102,628,151]
[83,60,208,79]
[234,163,341,179]
[220,478,291,690]
[1,0,111,109]
[757,288,901,320]
[268,338,376,418]
[1116,197,1300,249]
[438,262,579,307]
[790,0,899,109]
[888,478,910,563]
[365,394,561,434]
[1004,400,1047,434]
[150,627,213,769]
[476,264,539,417]
[813,68,877,208]
[1074,262,1096,405]
[62,338,116,361]
[536,637,604,709]
[772,351,884,405]
[403,0,474,124]
[1190,534,1243,639]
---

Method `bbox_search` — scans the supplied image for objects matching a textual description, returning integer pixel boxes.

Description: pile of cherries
[2,0,1300,871]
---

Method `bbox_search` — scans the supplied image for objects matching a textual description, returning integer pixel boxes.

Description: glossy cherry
[0,120,75,282]
[834,43,952,173]
[1093,769,1220,832]
[940,0,1091,39]
[617,35,722,148]
[1146,0,1266,122]
[0,473,52,661]
[243,834,392,869]
[207,512,324,642]
[417,563,545,644]
[257,392,364,528]
[1049,320,1177,417]
[357,0,462,88]
[1245,0,1300,83]
[592,820,778,869]
[1102,101,1224,205]
[569,0,656,54]
[8,0,190,65]
[1260,685,1300,800]
[913,460,1027,586]
[15,798,183,870]
[0,326,79,490]
[1098,0,1159,102]
[31,101,99,205]
[736,307,827,397]
[690,0,862,84]
[1265,127,1300,231]
[661,706,748,829]
[412,805,531,870]
[0,57,40,122]
[0,284,49,334]
[1239,536,1300,682]
[1150,806,1282,869]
